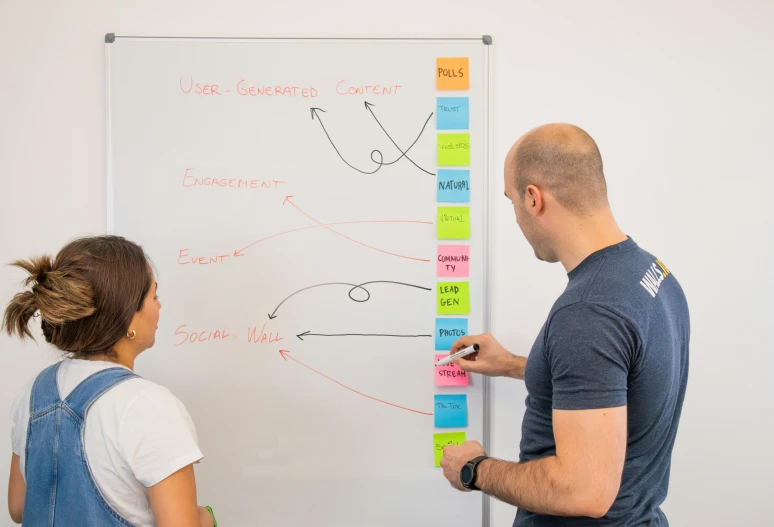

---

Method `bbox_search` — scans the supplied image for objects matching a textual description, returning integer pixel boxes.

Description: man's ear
[525,184,545,216]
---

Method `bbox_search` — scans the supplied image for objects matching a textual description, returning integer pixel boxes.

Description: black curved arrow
[297,331,432,340]
[268,280,431,320]
[368,111,434,169]
[311,108,383,174]
[364,102,436,175]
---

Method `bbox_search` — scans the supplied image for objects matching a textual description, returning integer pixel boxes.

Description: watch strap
[463,455,490,491]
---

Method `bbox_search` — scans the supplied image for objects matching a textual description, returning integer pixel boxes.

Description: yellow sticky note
[437,281,470,315]
[437,206,470,239]
[436,57,469,90]
[437,133,470,166]
[434,432,467,467]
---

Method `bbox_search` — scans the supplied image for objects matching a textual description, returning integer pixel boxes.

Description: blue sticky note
[437,169,470,203]
[435,318,468,351]
[436,97,470,130]
[434,394,468,428]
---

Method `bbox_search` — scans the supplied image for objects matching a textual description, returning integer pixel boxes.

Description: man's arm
[441,406,626,518]
[482,406,625,517]
[449,333,527,380]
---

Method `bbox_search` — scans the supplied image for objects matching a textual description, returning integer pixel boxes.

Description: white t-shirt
[10,359,203,526]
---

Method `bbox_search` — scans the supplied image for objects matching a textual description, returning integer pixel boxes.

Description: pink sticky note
[435,354,469,386]
[437,245,470,277]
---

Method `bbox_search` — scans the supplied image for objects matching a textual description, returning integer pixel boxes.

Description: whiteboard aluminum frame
[105,34,493,527]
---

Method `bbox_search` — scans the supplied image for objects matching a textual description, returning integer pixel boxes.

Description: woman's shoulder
[55,359,186,411]
[104,375,191,420]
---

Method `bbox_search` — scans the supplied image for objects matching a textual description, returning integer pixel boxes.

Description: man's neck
[553,208,629,274]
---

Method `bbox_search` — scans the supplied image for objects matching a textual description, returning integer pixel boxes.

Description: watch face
[460,464,474,485]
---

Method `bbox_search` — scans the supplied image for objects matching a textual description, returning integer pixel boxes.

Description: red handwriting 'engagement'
[182,168,285,190]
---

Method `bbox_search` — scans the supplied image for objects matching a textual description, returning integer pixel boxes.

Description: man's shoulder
[567,245,678,308]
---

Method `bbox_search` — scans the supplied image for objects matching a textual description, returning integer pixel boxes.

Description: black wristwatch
[460,455,489,491]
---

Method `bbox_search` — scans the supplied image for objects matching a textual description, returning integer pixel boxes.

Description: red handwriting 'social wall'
[247,323,283,344]
[174,325,231,346]
[174,324,283,346]
[182,168,286,190]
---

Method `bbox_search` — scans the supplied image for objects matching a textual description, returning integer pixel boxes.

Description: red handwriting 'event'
[174,325,231,346]
[178,249,233,265]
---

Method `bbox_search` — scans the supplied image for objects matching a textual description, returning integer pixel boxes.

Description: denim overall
[23,362,139,526]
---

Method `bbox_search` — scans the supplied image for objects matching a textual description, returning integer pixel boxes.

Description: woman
[3,236,216,526]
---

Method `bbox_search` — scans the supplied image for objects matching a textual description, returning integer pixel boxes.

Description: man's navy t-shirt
[515,237,689,526]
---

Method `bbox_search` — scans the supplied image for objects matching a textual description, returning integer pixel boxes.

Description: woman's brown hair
[2,235,152,357]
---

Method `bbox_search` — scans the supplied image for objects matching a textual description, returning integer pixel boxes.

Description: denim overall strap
[64,367,138,421]
[28,362,63,416]
[22,363,140,526]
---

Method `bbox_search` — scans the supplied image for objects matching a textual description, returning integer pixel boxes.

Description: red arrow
[279,350,432,416]
[282,196,430,262]
[233,219,432,257]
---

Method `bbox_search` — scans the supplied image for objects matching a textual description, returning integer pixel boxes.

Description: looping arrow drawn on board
[311,108,383,174]
[281,196,431,262]
[310,105,435,175]
[364,101,435,175]
[279,350,432,416]
[268,280,431,320]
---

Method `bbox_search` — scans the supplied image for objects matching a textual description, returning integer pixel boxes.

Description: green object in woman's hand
[205,506,217,527]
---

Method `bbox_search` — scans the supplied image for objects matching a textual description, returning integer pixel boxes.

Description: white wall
[0,1,771,525]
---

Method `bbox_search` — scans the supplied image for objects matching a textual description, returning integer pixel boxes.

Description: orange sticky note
[436,57,469,90]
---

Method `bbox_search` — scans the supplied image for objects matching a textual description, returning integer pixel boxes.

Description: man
[440,124,689,525]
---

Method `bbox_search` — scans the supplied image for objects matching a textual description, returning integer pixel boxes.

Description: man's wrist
[474,457,496,492]
[506,354,526,379]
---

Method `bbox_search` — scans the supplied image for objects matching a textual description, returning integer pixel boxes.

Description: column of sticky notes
[433,57,471,466]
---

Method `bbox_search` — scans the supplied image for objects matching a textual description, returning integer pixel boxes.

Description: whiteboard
[107,36,491,527]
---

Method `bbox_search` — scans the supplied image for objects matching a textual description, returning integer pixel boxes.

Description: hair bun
[4,236,150,352]
[11,255,95,326]
[13,255,54,288]
[34,262,52,286]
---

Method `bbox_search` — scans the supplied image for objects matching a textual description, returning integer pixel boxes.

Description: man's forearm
[476,457,592,517]
[507,355,527,380]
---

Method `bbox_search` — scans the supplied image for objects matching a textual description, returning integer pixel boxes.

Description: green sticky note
[437,281,470,315]
[434,432,467,467]
[437,207,470,239]
[437,133,470,166]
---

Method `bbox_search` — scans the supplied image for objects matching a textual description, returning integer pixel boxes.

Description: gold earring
[127,329,136,340]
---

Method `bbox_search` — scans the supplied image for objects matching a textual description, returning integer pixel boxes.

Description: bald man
[440,124,689,525]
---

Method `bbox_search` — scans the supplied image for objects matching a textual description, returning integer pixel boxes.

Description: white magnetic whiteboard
[107,36,491,527]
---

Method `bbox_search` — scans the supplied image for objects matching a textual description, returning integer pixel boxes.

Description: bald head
[508,124,608,215]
